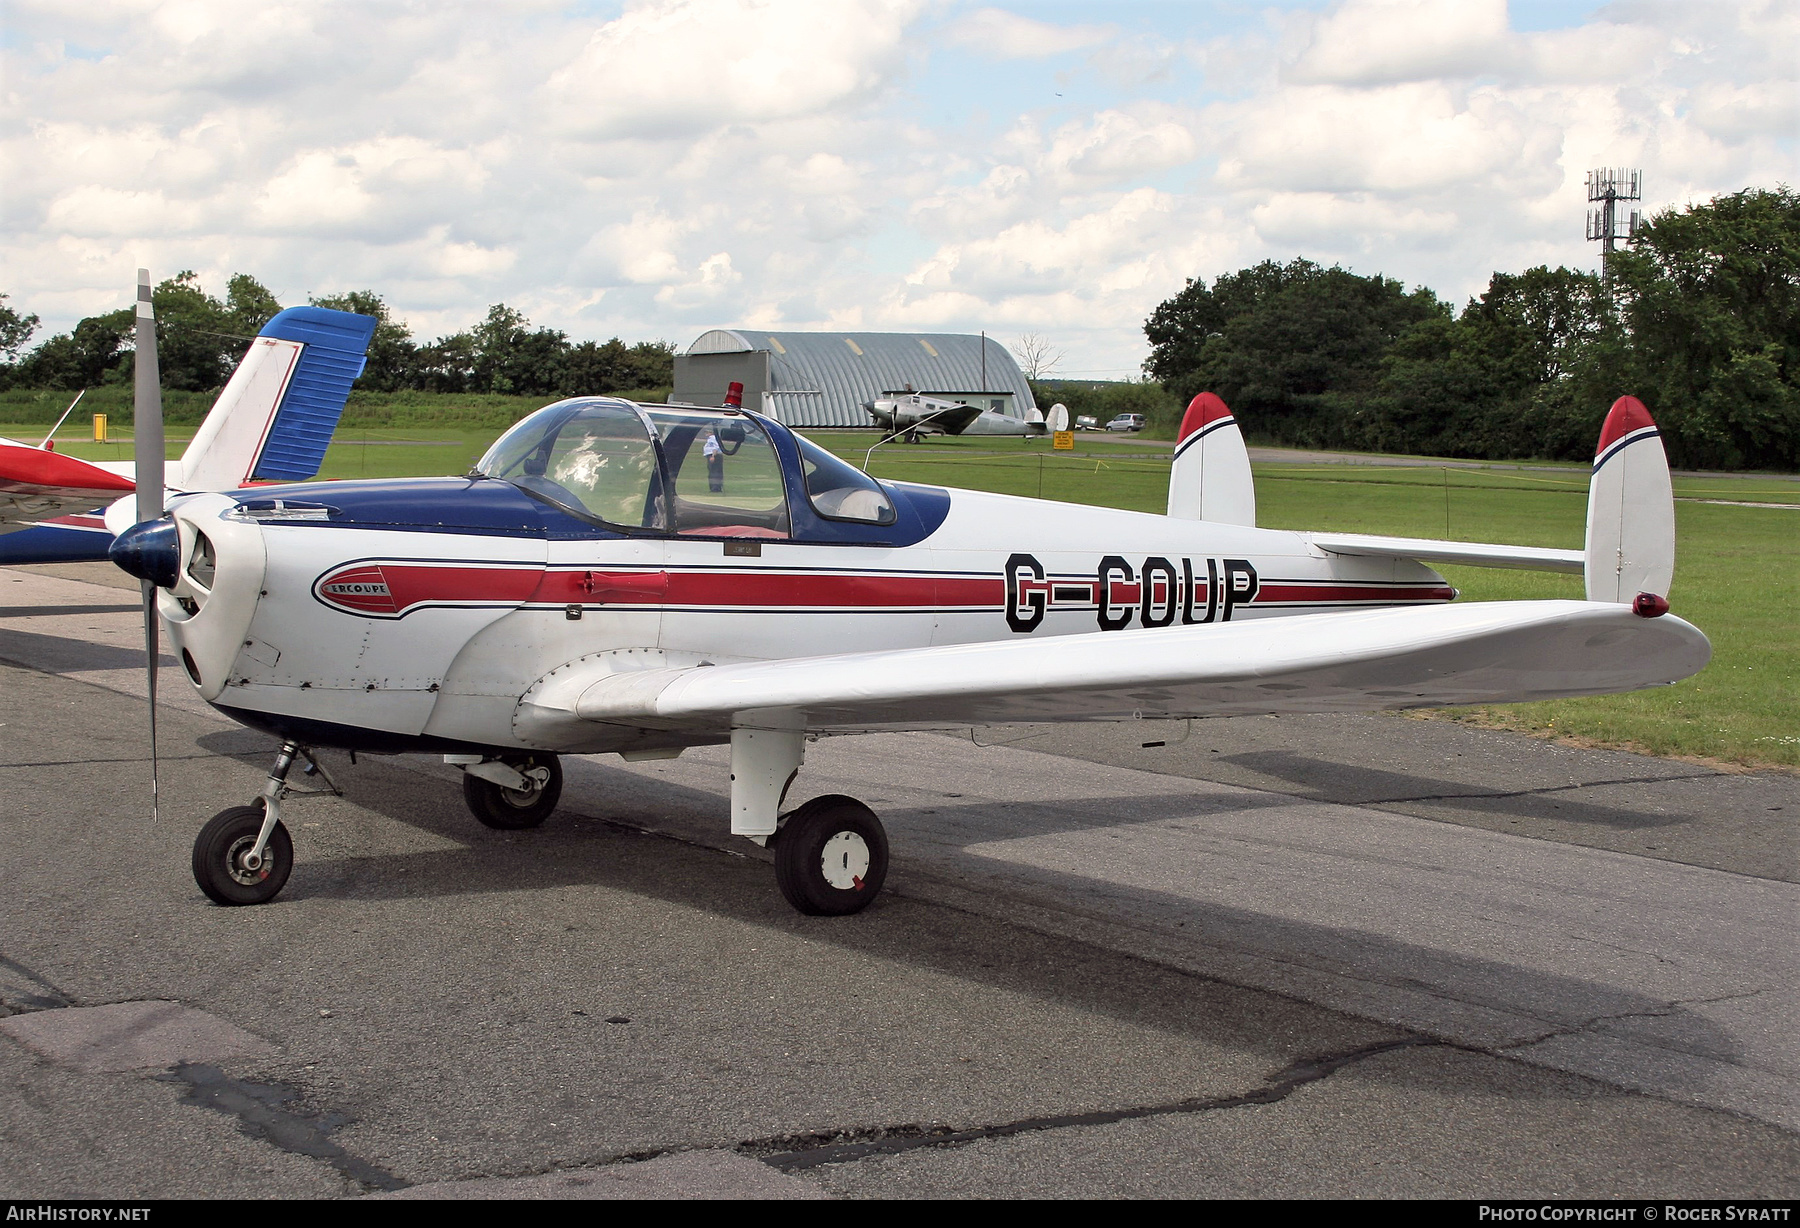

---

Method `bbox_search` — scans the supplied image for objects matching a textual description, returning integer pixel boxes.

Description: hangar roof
[682,329,1034,427]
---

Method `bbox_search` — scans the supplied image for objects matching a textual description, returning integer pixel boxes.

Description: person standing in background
[703,428,724,493]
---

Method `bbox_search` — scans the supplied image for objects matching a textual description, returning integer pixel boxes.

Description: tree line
[1145,187,1798,471]
[0,278,675,400]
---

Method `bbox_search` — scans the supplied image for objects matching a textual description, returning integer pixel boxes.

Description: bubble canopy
[474,397,894,536]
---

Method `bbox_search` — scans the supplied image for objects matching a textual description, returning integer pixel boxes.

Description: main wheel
[463,753,562,830]
[193,804,293,907]
[773,795,889,916]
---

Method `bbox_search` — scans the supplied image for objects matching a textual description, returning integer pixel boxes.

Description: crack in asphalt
[160,1062,409,1193]
[745,1037,1437,1171]
[1496,987,1775,1057]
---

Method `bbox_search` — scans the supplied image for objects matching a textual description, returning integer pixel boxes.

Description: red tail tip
[724,381,744,408]
[1178,392,1232,443]
[1632,592,1669,618]
[1597,395,1655,456]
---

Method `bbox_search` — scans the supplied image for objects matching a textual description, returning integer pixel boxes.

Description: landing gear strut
[192,740,335,906]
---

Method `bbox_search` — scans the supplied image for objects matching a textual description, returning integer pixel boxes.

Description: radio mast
[1586,167,1643,287]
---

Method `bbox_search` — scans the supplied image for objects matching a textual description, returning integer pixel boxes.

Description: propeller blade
[142,577,159,823]
[134,269,163,524]
[134,268,163,822]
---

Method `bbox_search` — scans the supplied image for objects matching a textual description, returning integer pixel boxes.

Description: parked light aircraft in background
[107,291,1707,917]
[0,306,375,564]
[864,392,1046,439]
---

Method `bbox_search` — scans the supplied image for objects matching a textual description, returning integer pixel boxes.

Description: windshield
[476,399,664,529]
[794,434,895,525]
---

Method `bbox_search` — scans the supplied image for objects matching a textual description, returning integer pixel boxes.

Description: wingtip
[1178,392,1233,443]
[1596,395,1656,456]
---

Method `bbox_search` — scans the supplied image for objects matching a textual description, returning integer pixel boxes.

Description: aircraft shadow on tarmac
[0,627,178,673]
[1220,750,1700,831]
[191,730,1742,1082]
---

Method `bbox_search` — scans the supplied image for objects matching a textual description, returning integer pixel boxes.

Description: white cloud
[944,8,1113,59]
[1285,0,1512,85]
[543,0,922,140]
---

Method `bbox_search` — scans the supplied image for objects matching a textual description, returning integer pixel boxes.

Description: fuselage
[145,399,1452,755]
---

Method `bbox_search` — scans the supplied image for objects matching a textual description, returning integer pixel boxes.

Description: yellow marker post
[1052,430,1074,451]
[93,413,108,443]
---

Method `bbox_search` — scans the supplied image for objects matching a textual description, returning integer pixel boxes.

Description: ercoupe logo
[1005,552,1259,633]
[315,564,400,615]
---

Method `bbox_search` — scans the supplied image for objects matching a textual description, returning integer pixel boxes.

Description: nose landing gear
[191,740,335,906]
[192,804,293,906]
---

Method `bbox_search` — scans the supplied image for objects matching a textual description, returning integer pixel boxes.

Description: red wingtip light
[1178,392,1232,443]
[724,381,744,408]
[1632,592,1669,618]
[1597,395,1655,456]
[44,441,55,451]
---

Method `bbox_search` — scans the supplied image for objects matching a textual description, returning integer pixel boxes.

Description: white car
[1105,413,1146,432]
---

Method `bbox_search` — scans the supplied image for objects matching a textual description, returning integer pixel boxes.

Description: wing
[515,600,1708,743]
[0,440,136,532]
[1309,532,1584,574]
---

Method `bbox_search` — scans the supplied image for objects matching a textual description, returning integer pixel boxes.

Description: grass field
[9,420,1794,770]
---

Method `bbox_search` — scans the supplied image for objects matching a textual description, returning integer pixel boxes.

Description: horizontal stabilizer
[521,600,1709,739]
[1586,395,1675,603]
[1167,392,1254,525]
[1311,532,1583,573]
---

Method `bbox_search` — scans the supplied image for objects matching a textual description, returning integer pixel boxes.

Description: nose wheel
[193,804,293,906]
[773,795,889,915]
[462,752,563,829]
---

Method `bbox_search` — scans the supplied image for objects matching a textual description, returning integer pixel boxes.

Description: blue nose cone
[109,519,180,588]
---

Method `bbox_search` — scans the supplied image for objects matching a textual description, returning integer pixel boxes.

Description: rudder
[1167,391,1255,525]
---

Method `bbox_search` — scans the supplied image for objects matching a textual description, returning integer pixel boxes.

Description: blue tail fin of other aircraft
[250,306,377,481]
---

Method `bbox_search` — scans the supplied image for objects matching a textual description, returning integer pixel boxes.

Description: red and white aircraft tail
[1584,395,1675,605]
[1167,392,1255,526]
[1305,397,1679,609]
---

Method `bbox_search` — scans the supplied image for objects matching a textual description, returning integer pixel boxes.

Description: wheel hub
[820,830,872,890]
[502,765,551,807]
[225,835,272,886]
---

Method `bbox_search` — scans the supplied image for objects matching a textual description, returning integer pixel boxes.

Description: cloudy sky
[3,0,1795,378]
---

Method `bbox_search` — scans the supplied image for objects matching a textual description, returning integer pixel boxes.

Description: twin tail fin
[1584,395,1675,604]
[1166,392,1255,525]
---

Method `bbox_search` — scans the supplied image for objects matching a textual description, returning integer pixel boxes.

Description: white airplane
[864,392,1046,440]
[107,323,1707,917]
[0,297,376,564]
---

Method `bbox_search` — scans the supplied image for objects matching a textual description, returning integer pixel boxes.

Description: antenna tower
[1586,168,1643,282]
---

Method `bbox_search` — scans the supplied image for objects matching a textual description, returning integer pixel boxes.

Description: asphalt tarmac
[1,562,1795,1199]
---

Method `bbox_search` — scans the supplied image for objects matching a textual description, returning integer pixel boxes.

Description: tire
[192,804,293,907]
[773,795,889,916]
[463,753,562,830]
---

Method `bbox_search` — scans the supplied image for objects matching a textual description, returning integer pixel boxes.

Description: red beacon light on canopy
[1633,592,1669,618]
[723,381,743,409]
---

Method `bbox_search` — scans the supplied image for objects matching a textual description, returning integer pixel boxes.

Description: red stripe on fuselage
[311,561,1455,618]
